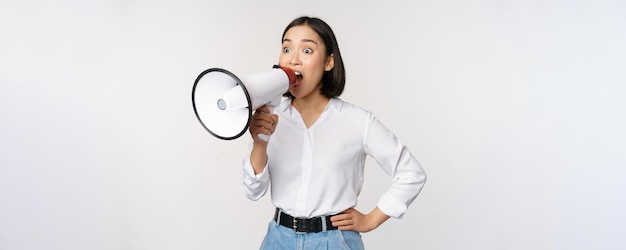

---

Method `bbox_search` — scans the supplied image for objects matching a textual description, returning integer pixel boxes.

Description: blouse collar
[278,97,344,114]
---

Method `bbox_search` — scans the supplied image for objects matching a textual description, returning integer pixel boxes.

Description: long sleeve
[240,154,271,201]
[364,114,427,218]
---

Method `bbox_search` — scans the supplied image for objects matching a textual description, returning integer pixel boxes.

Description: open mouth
[294,71,303,87]
[287,71,302,90]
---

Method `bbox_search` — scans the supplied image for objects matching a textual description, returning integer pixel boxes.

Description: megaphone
[192,65,296,140]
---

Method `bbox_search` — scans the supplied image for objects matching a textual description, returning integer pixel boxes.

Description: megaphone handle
[257,97,281,142]
[257,120,271,142]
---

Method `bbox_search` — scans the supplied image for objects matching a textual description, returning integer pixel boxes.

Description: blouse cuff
[242,157,269,183]
[377,194,408,219]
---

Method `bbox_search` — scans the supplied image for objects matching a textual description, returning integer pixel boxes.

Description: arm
[331,114,426,232]
[249,142,269,174]
[240,106,278,200]
[248,105,278,174]
[365,114,427,218]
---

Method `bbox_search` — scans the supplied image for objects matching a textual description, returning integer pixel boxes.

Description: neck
[292,94,330,114]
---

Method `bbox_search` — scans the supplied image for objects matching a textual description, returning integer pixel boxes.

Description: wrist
[367,207,390,230]
[250,143,268,174]
[252,140,268,149]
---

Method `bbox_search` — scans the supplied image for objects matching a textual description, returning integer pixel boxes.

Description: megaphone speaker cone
[192,68,252,140]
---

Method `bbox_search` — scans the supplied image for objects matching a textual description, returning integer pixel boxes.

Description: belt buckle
[293,217,306,234]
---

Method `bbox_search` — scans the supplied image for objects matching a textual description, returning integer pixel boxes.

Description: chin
[290,92,304,98]
[288,89,303,98]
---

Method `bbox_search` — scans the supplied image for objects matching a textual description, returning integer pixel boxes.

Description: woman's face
[279,25,334,98]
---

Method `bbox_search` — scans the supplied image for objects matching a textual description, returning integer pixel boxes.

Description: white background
[1,0,625,249]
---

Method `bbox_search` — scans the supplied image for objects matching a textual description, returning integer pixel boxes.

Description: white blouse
[241,98,426,219]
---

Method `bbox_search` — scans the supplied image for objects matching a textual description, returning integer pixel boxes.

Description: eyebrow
[282,38,318,45]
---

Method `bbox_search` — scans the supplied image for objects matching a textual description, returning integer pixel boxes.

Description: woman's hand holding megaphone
[250,105,279,143]
[249,105,277,174]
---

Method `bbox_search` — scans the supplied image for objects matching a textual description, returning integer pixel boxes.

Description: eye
[283,47,291,53]
[303,48,313,54]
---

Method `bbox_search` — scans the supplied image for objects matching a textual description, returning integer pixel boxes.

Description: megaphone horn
[192,65,296,140]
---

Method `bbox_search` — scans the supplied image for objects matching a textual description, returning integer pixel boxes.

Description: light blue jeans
[260,220,365,250]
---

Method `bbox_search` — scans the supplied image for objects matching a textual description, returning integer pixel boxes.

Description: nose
[288,52,301,66]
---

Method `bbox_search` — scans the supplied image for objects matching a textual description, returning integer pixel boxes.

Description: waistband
[273,208,339,233]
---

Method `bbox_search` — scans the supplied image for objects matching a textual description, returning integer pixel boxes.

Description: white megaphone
[192,65,296,140]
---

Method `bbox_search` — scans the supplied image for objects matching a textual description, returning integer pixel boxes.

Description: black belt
[274,208,338,233]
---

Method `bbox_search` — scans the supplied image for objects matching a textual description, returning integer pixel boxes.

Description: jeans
[260,220,365,250]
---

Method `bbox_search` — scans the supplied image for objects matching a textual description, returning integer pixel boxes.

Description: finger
[253,111,271,121]
[338,225,354,231]
[254,112,271,120]
[333,218,352,227]
[252,117,274,130]
[330,215,353,228]
[258,114,279,128]
[252,122,273,134]
[330,213,349,222]
[331,208,357,221]
[256,105,271,114]
[250,117,277,140]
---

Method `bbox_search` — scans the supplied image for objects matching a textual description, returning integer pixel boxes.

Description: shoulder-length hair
[282,16,346,98]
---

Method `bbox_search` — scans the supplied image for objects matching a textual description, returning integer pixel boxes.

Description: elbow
[241,185,267,201]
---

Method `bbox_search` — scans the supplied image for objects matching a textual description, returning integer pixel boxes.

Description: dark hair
[282,16,346,98]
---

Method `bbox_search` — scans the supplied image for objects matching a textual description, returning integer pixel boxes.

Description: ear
[324,53,335,71]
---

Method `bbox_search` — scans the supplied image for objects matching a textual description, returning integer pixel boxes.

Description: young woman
[241,16,427,249]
